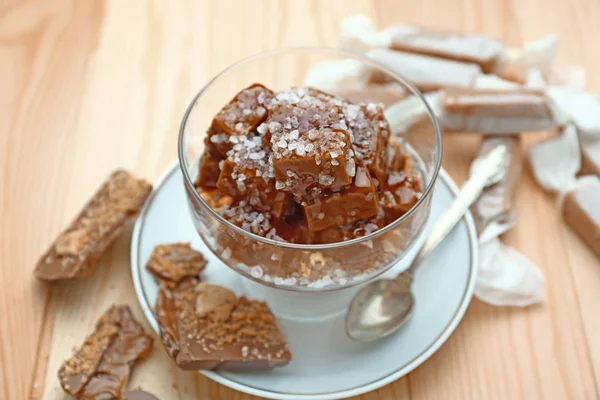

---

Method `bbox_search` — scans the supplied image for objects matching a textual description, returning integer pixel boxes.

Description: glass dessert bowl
[178,47,442,292]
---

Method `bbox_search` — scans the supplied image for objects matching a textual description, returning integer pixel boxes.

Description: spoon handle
[405,145,507,276]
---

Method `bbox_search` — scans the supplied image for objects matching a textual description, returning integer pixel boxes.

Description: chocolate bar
[440,88,564,133]
[155,278,291,371]
[386,24,505,73]
[58,305,153,398]
[562,176,600,258]
[35,170,152,281]
[367,49,481,92]
[470,136,522,235]
[146,242,207,284]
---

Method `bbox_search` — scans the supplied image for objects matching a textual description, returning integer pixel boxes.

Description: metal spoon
[345,145,507,342]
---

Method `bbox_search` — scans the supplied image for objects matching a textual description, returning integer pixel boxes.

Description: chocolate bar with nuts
[155,279,291,371]
[58,305,153,399]
[35,170,152,281]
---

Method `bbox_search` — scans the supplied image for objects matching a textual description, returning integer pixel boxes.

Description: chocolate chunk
[124,390,159,400]
[146,243,207,284]
[562,176,600,258]
[58,305,154,398]
[35,170,152,282]
[440,88,563,133]
[155,279,291,371]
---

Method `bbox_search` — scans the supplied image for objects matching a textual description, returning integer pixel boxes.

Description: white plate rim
[131,161,478,400]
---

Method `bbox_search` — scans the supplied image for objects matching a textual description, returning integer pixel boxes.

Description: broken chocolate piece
[155,279,291,371]
[59,305,153,399]
[562,176,600,258]
[440,88,564,133]
[146,243,207,284]
[367,48,481,91]
[35,170,152,282]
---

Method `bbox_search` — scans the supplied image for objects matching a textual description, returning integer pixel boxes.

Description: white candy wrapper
[529,123,580,193]
[547,86,600,139]
[500,35,558,82]
[471,137,545,306]
[303,59,372,91]
[339,14,392,54]
[475,74,520,90]
[367,48,481,91]
[384,92,441,134]
[475,238,545,307]
[545,66,586,89]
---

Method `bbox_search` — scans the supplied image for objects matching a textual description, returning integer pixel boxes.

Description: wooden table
[2,0,600,398]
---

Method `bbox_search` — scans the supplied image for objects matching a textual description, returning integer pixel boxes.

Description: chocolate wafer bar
[35,170,152,281]
[58,305,153,399]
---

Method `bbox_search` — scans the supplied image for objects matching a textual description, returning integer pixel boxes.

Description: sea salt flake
[257,123,268,134]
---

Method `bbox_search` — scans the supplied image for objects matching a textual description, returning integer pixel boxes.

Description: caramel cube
[381,142,422,221]
[206,84,274,157]
[216,135,293,219]
[195,152,222,191]
[302,166,379,231]
[266,88,356,196]
[345,102,390,186]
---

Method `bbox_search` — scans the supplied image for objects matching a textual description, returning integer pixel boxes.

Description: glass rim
[177,46,443,251]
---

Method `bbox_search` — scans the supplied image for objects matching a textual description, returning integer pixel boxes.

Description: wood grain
[1,0,599,399]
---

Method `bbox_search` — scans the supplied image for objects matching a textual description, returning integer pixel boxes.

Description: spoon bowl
[346,277,415,342]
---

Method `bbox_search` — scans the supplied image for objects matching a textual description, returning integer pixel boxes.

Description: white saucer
[131,162,477,400]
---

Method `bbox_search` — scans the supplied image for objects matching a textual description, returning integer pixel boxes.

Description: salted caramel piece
[216,135,293,218]
[35,170,152,282]
[580,139,600,177]
[331,83,408,107]
[471,136,522,235]
[195,152,222,191]
[345,102,390,185]
[206,84,273,158]
[440,88,563,133]
[59,305,153,399]
[146,243,207,284]
[381,138,423,222]
[302,166,379,231]
[155,278,291,371]
[367,49,481,91]
[266,88,355,196]
[387,25,505,73]
[562,177,600,258]
[292,210,386,244]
